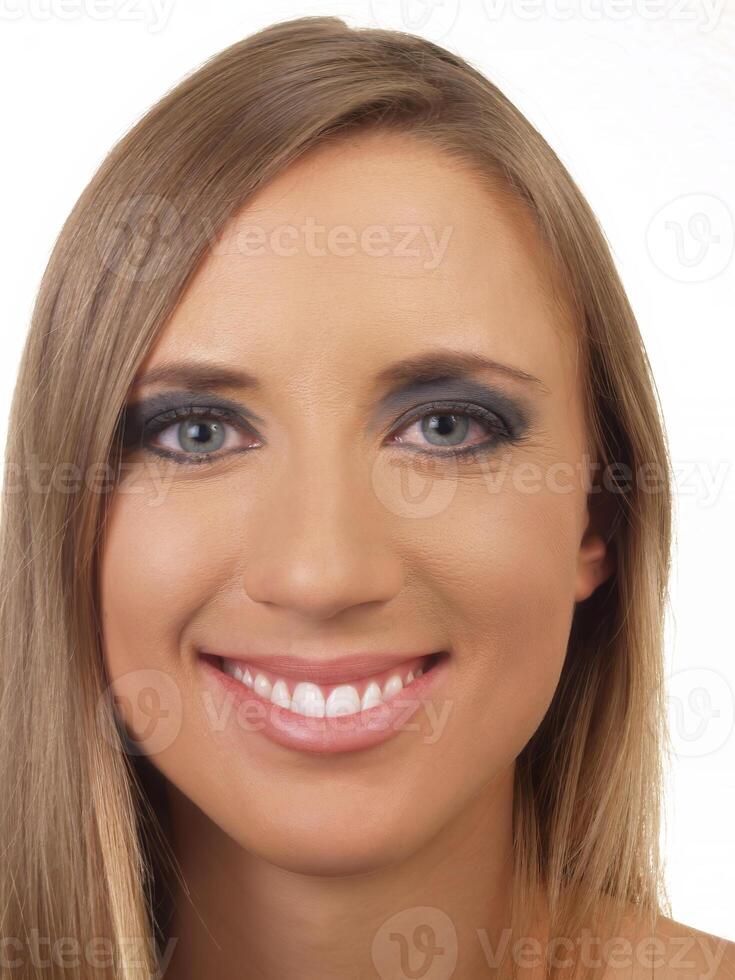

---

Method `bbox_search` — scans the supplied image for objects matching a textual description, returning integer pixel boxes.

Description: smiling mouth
[204,651,446,720]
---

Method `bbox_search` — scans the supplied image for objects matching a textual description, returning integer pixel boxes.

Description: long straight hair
[0,16,673,979]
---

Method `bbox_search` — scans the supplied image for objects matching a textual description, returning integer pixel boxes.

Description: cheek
[100,486,236,671]
[98,487,248,772]
[413,476,581,760]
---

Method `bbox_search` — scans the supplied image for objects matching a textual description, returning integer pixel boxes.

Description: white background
[1,0,733,941]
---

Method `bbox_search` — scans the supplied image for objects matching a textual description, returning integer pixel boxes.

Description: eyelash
[132,401,516,466]
[135,405,253,466]
[389,401,513,461]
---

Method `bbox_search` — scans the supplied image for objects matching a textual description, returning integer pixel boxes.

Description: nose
[241,455,405,621]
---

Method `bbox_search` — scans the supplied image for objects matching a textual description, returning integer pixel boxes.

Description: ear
[575,487,617,603]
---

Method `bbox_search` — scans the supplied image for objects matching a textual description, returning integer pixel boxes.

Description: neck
[158,764,546,980]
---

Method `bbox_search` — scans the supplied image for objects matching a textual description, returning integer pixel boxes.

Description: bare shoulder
[652,915,735,980]
[608,912,735,980]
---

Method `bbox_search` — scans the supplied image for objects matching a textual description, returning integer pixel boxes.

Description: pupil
[179,419,225,452]
[188,422,210,443]
[422,413,469,448]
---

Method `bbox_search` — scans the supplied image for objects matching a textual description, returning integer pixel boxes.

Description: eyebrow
[134,362,262,392]
[372,349,550,394]
[134,349,550,396]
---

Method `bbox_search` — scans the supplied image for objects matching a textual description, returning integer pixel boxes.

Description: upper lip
[201,650,438,684]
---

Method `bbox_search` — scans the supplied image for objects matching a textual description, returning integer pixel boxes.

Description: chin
[249,833,411,878]
[225,801,424,878]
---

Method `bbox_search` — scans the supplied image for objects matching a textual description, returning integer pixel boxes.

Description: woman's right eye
[139,408,261,464]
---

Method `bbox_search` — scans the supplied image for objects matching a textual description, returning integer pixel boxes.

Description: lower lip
[199,652,450,755]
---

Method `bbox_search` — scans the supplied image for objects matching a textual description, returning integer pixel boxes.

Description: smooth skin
[99,130,734,980]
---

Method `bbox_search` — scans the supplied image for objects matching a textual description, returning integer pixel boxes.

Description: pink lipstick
[198,649,449,754]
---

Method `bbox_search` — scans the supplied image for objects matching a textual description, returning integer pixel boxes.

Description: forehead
[146,130,578,393]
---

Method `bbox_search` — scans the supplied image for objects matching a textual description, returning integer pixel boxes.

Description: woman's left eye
[388,404,510,457]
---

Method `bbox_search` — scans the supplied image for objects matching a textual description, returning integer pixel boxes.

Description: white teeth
[253,673,272,699]
[382,674,404,700]
[325,685,362,717]
[291,682,325,718]
[270,679,291,708]
[222,659,428,718]
[361,681,383,711]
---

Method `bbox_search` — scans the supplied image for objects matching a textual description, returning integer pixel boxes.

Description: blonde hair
[0,15,673,979]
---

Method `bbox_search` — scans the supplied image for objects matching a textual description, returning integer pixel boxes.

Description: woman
[1,15,732,980]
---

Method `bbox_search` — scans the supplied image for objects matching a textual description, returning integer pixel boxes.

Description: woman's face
[100,130,611,875]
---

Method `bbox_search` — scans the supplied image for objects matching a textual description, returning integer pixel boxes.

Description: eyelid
[118,389,530,464]
[373,378,533,430]
[118,397,261,455]
[125,383,529,433]
[137,410,261,466]
[142,404,252,434]
[378,399,521,467]
[389,399,512,440]
[125,389,266,429]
